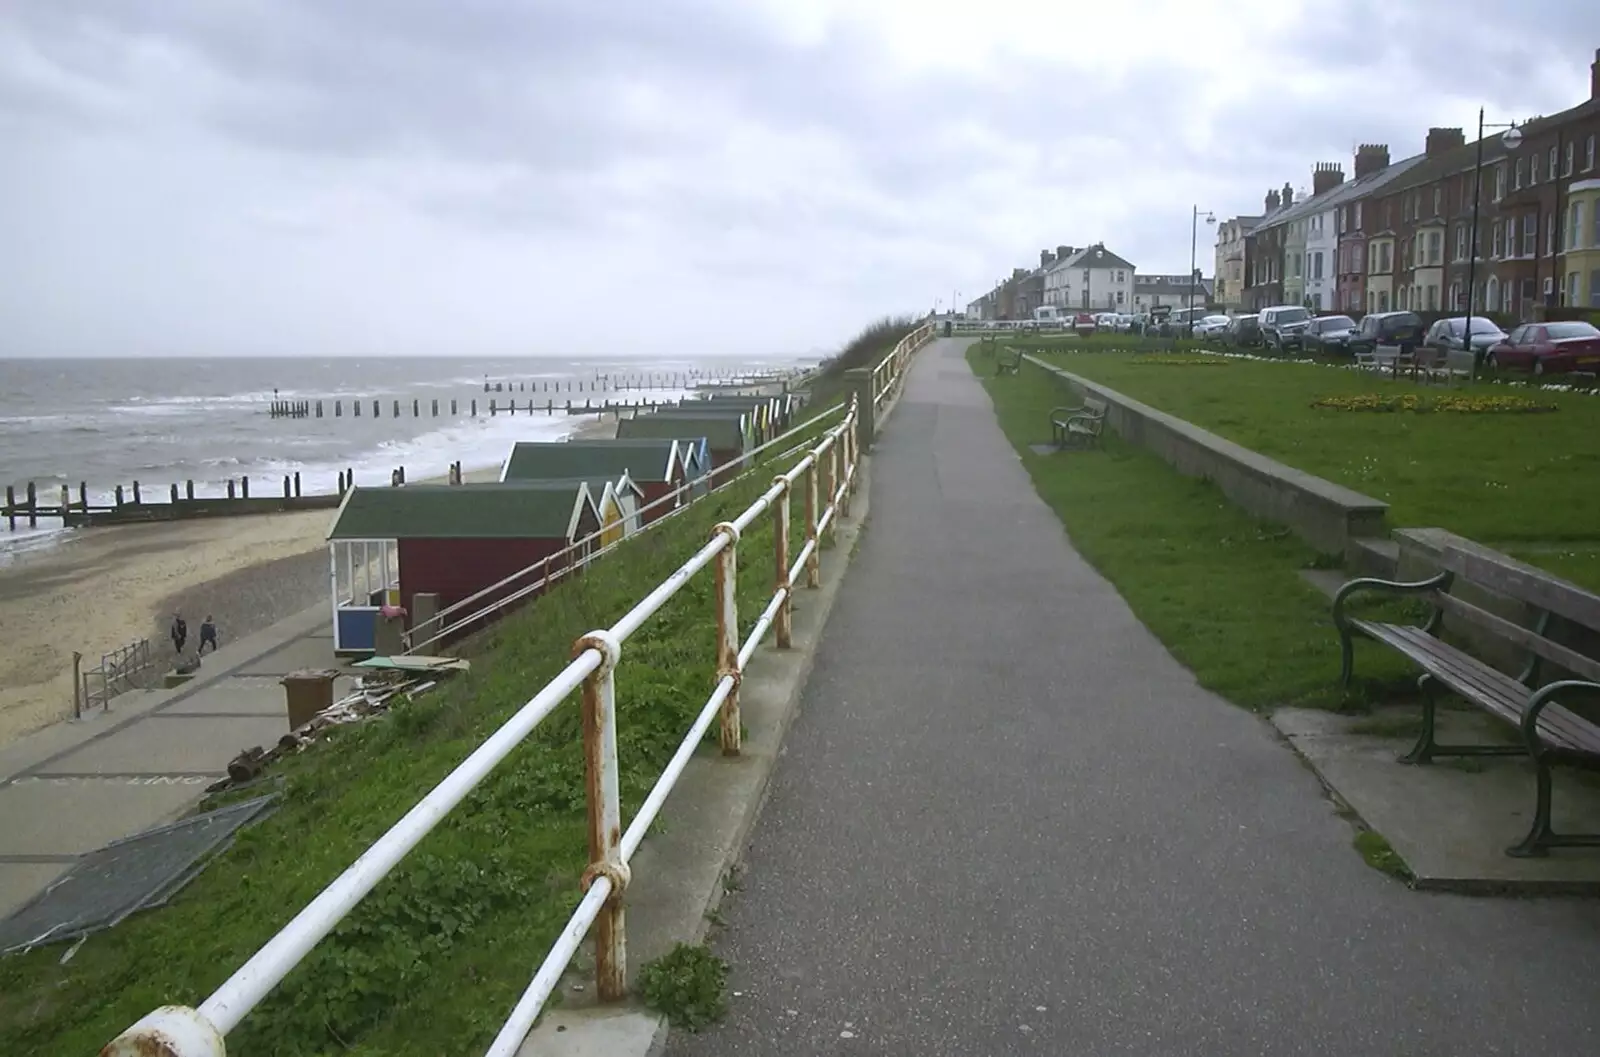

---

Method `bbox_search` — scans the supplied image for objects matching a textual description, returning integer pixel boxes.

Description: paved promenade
[0,604,348,919]
[670,339,1600,1056]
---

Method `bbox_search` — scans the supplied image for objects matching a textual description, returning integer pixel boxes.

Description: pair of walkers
[170,613,219,657]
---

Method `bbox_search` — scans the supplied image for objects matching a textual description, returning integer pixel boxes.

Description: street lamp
[1083,244,1104,312]
[1189,206,1216,326]
[1465,110,1522,371]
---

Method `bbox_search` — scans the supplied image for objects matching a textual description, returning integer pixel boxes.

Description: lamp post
[1465,110,1522,373]
[1189,206,1216,327]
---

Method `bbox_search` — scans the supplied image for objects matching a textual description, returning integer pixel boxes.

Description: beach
[0,414,621,747]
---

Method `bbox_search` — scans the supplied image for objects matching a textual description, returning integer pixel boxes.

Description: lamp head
[1501,126,1523,151]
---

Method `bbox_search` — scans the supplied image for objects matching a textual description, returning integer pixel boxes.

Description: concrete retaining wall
[1024,356,1388,554]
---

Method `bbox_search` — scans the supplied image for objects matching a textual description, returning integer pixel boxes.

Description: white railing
[406,402,849,656]
[105,416,874,1057]
[869,320,937,411]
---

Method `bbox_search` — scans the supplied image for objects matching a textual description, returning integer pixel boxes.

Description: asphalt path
[668,338,1600,1057]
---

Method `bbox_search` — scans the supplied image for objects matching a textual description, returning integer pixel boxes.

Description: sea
[0,354,809,565]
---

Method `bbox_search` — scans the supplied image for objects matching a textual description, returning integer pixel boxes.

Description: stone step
[1346,535,1399,579]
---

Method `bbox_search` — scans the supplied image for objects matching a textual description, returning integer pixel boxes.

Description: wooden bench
[1049,396,1108,450]
[995,346,1023,376]
[1333,546,1600,857]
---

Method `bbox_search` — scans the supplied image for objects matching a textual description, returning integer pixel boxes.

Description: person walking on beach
[169,613,187,656]
[198,615,219,656]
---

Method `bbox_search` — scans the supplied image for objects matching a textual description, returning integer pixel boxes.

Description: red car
[1485,321,1600,376]
[1073,312,1097,335]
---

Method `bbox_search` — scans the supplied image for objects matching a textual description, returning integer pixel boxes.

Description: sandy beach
[0,413,621,747]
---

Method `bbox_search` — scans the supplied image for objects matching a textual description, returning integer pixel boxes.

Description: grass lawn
[968,347,1415,713]
[1033,348,1600,589]
[0,428,832,1056]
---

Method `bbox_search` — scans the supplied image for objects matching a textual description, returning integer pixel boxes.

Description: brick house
[1243,186,1293,310]
[1496,87,1600,313]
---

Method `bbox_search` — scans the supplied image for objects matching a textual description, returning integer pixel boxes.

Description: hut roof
[328,482,595,542]
[501,440,679,484]
[616,415,745,450]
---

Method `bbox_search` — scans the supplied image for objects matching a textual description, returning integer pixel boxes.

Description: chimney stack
[1281,182,1294,208]
[1057,244,1072,260]
[1353,143,1391,179]
[1425,127,1466,158]
[1040,249,1055,268]
[1592,47,1599,99]
[1311,162,1345,196]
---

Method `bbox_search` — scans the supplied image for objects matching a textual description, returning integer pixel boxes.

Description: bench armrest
[1522,680,1600,751]
[1049,403,1086,420]
[1331,572,1451,631]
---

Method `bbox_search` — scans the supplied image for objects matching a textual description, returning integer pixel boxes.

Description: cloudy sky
[2,1,1594,359]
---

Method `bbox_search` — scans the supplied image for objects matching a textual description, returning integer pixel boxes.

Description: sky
[1,1,1596,360]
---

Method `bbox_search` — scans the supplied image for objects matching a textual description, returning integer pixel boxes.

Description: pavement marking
[143,711,283,720]
[8,773,221,787]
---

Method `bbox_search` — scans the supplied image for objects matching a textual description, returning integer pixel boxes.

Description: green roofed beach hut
[500,439,689,523]
[616,414,749,484]
[326,481,600,654]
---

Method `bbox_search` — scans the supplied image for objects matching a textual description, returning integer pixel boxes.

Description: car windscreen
[1318,316,1355,331]
[1547,322,1600,339]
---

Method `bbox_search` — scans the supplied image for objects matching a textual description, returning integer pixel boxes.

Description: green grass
[1032,349,1600,589]
[1353,830,1413,881]
[0,432,832,1056]
[969,348,1414,712]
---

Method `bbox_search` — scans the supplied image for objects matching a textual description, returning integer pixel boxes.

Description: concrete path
[669,339,1600,1057]
[0,604,350,918]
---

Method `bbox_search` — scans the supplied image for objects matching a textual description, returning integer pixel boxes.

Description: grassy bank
[802,315,921,412]
[970,349,1414,712]
[0,426,835,1056]
[1034,349,1600,589]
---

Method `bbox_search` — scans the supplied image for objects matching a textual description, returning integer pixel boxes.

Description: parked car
[1347,311,1423,357]
[1191,314,1231,340]
[1222,314,1262,348]
[1300,314,1358,354]
[1073,312,1097,335]
[1485,321,1600,376]
[1258,305,1315,351]
[1423,316,1509,369]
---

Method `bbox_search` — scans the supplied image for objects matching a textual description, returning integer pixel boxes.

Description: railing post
[575,629,628,1002]
[712,522,742,754]
[803,456,820,589]
[773,478,792,648]
[822,438,838,541]
[837,417,853,518]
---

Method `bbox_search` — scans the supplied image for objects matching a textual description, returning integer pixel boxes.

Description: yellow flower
[1311,393,1556,414]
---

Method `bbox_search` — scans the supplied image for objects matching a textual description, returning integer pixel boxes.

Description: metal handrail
[406,401,849,655]
[106,329,931,1057]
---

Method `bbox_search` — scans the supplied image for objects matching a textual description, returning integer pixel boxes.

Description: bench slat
[1440,546,1600,630]
[1352,620,1600,753]
[1434,592,1600,683]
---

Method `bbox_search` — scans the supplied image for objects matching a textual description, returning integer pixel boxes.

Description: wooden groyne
[269,397,675,420]
[2,461,465,531]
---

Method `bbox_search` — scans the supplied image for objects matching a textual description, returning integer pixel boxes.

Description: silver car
[1423,316,1508,356]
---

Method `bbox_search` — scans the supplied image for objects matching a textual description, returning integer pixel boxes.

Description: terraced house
[1221,44,1600,316]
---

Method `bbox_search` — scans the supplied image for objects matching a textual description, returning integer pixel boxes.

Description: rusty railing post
[575,629,628,1002]
[840,409,855,517]
[803,453,821,589]
[772,478,792,648]
[822,437,838,541]
[712,522,741,754]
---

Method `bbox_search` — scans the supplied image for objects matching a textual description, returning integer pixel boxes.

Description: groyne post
[227,480,236,499]
[294,472,302,497]
[451,399,458,415]
[25,482,37,527]
[132,481,142,505]
[170,484,180,503]
[471,399,477,416]
[186,480,195,500]
[242,476,251,499]
[283,476,292,498]
[4,486,13,529]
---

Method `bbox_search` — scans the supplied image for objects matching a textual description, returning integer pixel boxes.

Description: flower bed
[1311,393,1557,414]
[1130,355,1230,367]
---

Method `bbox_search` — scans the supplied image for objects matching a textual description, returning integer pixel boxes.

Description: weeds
[638,943,729,1031]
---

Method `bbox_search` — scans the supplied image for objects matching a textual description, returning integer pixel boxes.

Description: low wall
[1025,355,1388,554]
[66,494,344,527]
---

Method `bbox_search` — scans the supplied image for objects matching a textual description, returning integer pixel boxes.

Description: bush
[815,315,921,378]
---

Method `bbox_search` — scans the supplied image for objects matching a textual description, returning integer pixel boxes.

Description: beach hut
[524,475,645,544]
[615,414,748,486]
[327,481,600,655]
[680,394,791,439]
[643,405,756,449]
[501,440,688,524]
